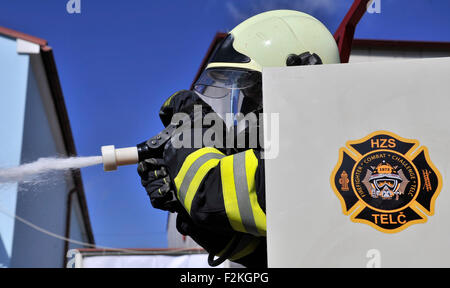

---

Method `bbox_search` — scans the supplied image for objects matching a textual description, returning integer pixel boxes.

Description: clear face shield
[193,68,262,128]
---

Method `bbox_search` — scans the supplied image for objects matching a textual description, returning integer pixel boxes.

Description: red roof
[0,26,48,47]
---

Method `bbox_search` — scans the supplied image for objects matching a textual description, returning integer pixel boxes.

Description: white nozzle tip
[101,145,139,171]
[101,145,117,171]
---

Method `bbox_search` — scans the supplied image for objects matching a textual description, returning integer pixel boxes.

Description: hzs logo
[66,0,81,14]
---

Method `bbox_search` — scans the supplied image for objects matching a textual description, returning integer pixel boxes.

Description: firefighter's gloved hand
[137,158,179,212]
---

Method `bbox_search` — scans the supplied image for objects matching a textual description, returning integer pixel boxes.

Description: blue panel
[0,35,29,267]
[68,201,87,251]
[10,62,68,268]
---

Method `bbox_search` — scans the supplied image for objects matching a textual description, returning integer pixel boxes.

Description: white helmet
[194,10,340,126]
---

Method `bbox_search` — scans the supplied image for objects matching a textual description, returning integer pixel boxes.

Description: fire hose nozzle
[101,145,139,171]
[101,123,177,172]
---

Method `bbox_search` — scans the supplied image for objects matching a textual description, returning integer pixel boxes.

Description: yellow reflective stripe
[174,147,224,200]
[183,158,221,214]
[245,150,266,236]
[221,150,266,236]
[221,155,247,233]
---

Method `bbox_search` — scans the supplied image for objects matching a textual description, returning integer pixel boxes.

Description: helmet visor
[193,68,262,127]
[194,68,260,98]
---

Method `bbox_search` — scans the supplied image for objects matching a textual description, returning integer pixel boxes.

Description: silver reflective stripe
[178,153,225,205]
[233,152,259,236]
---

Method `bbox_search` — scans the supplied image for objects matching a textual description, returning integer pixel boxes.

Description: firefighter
[137,10,340,267]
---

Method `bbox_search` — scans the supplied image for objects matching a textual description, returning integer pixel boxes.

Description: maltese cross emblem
[331,131,442,233]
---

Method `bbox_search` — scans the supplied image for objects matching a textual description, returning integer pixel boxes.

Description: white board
[263,57,450,267]
[80,254,220,268]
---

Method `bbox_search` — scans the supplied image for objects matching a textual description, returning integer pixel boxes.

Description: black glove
[137,158,179,212]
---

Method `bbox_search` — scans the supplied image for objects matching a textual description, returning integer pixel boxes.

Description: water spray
[0,121,178,185]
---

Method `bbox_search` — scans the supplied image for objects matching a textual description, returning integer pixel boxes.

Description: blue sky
[0,0,449,248]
